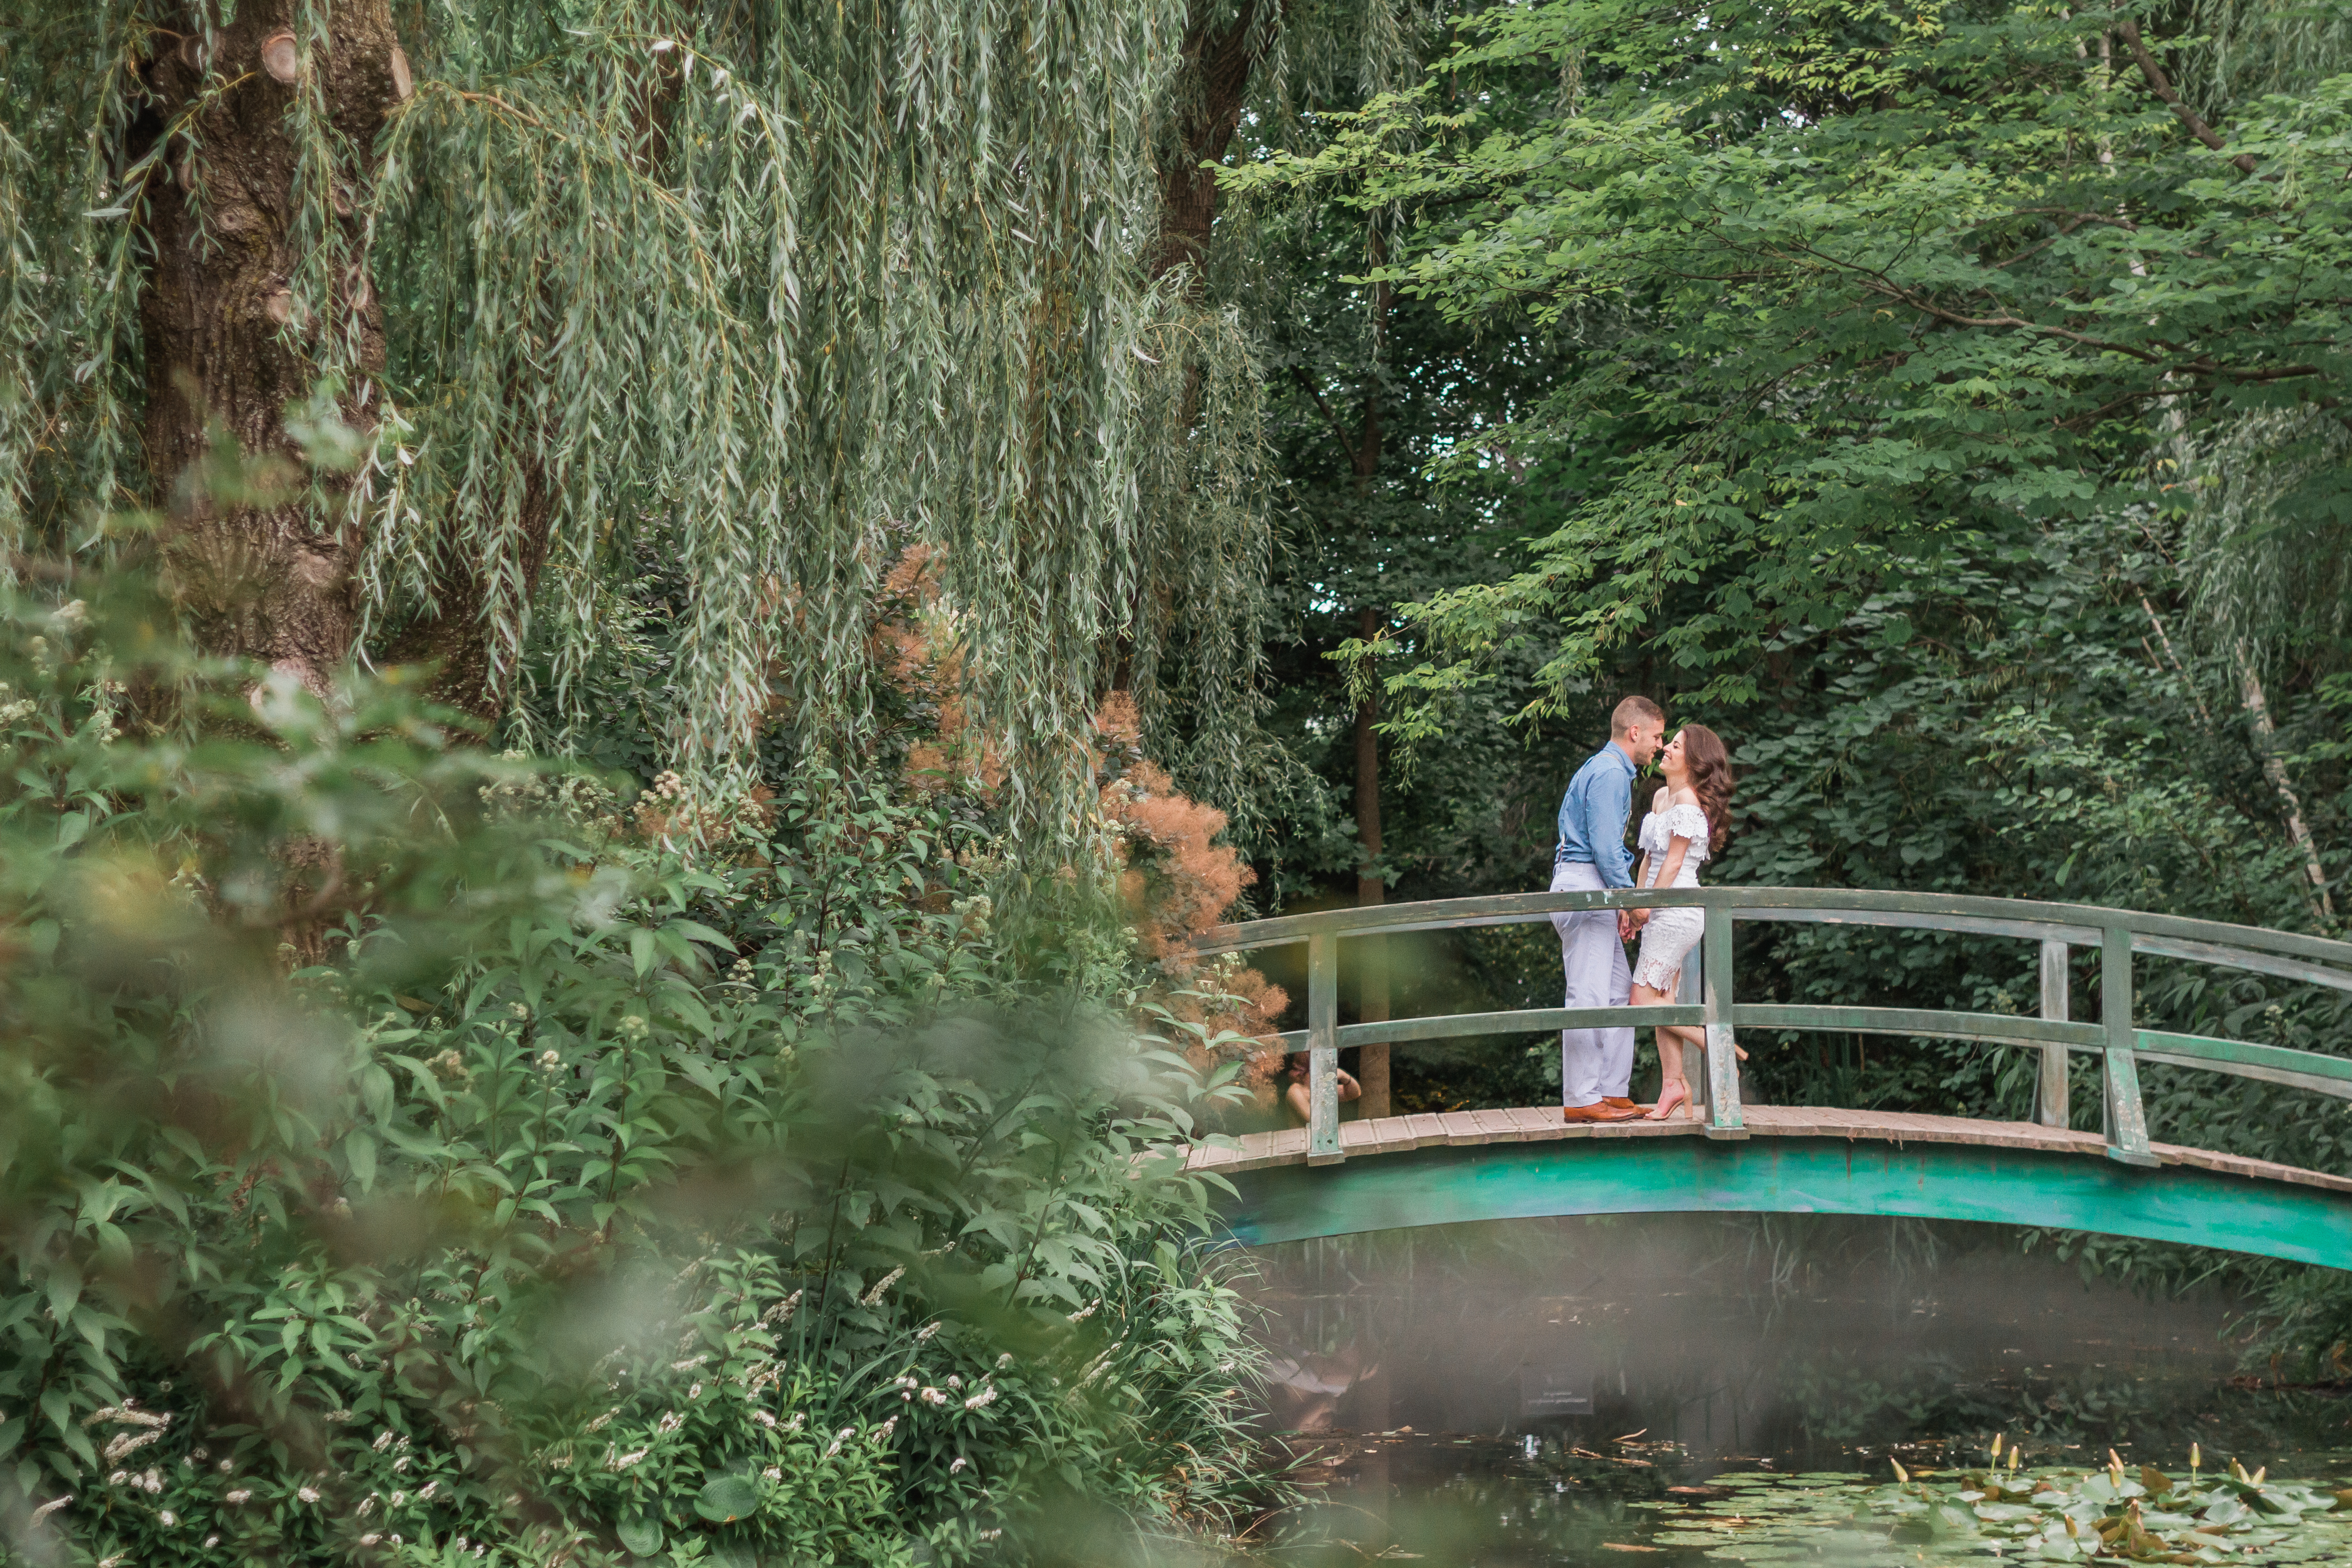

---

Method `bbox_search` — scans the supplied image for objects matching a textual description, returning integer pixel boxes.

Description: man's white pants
[1550,861,1633,1108]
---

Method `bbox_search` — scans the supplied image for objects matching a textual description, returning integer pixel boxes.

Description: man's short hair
[1611,695,1665,736]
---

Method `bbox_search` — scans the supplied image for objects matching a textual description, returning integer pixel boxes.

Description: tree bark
[1150,2,1264,289]
[377,48,693,724]
[2236,641,2334,921]
[137,2,407,700]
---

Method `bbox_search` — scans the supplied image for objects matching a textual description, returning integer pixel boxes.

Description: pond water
[1238,1216,2352,1566]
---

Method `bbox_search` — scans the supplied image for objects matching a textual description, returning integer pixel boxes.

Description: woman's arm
[1634,787,1670,891]
[1654,796,1700,887]
[1625,787,1673,933]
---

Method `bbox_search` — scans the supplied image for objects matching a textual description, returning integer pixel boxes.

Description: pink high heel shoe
[1648,1080,1690,1120]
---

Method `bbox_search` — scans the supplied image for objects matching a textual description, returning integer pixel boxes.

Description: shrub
[0,580,1272,1566]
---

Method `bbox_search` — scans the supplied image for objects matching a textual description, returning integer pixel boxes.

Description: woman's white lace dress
[1632,800,1710,992]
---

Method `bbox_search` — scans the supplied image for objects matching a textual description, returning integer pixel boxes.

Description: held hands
[1617,908,1650,941]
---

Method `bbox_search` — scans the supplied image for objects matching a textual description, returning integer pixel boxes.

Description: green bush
[0,580,1270,1565]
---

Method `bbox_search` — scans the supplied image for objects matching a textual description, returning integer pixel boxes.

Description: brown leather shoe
[1563,1102,1644,1123]
[1602,1097,1638,1110]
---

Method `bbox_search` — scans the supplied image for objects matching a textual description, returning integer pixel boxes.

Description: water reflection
[1239,1215,2352,1564]
[1258,1444,2352,1567]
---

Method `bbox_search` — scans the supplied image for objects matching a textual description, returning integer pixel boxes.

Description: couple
[1550,696,1736,1123]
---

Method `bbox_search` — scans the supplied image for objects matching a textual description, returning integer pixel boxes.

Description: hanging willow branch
[357,0,1196,849]
[1,0,1308,858]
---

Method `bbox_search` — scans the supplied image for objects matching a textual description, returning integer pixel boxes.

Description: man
[1550,696,1665,1122]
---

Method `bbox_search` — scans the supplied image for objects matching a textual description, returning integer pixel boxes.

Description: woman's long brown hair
[1677,724,1735,854]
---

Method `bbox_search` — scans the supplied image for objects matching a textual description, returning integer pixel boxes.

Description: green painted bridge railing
[1191,888,2352,1170]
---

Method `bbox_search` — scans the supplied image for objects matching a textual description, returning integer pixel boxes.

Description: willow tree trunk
[377,466,556,724]
[1100,3,1265,700]
[1149,2,1261,289]
[137,3,407,700]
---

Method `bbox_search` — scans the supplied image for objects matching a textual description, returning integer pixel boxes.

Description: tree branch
[1289,365,1364,471]
[1845,275,2319,382]
[2115,19,2258,176]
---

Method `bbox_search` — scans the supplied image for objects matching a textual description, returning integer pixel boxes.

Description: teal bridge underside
[1214,1133,2352,1269]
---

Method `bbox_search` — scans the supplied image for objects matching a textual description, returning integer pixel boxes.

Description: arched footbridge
[1181,889,2352,1268]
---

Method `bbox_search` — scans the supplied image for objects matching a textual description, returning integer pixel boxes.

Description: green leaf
[695,1472,764,1524]
[616,1513,665,1556]
[345,1130,377,1191]
[44,1266,80,1325]
[665,918,736,951]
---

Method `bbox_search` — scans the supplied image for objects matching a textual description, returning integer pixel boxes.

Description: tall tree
[1288,230,1400,1108]
[1235,0,2352,924]
[128,5,411,701]
[1121,0,1436,848]
[4,0,1297,855]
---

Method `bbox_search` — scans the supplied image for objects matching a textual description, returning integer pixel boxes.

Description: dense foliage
[1207,0,2352,1356]
[8,0,2352,1558]
[0,0,1301,848]
[1242,0,2352,717]
[0,558,1273,1564]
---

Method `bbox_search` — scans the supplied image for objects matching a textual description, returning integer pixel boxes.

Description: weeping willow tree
[0,0,1339,854]
[1116,0,1434,846]
[2168,0,2352,125]
[2149,0,2352,921]
[2162,407,2352,919]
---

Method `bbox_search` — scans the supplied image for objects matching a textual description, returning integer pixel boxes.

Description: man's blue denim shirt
[1554,742,1637,888]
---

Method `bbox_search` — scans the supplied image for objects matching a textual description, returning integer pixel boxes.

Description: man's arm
[1586,764,1635,888]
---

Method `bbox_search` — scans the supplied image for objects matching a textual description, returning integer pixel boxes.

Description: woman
[1628,725,1737,1120]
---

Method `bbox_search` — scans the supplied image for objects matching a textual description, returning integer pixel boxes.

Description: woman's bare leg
[1661,1022,1704,1117]
[1631,980,1686,1115]
[1648,1019,1742,1120]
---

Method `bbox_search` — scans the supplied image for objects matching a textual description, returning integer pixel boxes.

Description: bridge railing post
[2038,939,2071,1128]
[1701,906,1746,1138]
[2101,926,2156,1166]
[1307,928,1343,1166]
[1677,953,1706,1118]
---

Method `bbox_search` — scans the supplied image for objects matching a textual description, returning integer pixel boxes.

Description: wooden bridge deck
[1185,1105,2352,1197]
